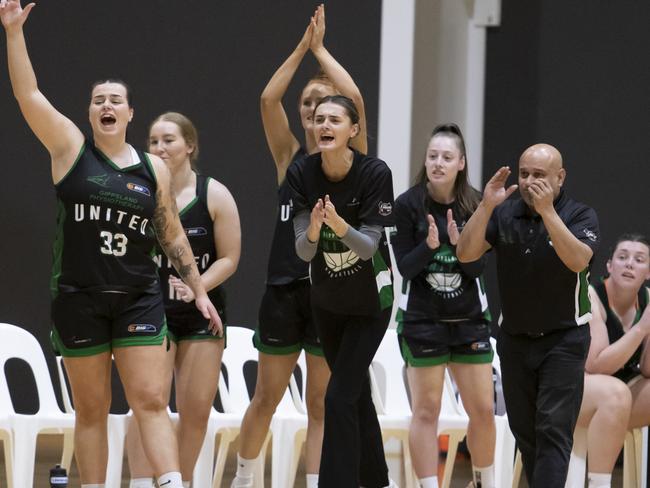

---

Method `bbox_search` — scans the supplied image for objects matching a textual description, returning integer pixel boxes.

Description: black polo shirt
[485,190,599,336]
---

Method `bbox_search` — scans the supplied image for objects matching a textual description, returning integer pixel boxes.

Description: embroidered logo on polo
[425,244,464,299]
[87,173,111,187]
[378,201,392,216]
[583,229,598,242]
[319,226,362,278]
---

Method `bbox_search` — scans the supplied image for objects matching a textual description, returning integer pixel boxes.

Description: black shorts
[166,306,226,343]
[51,289,166,357]
[398,320,492,367]
[255,280,323,356]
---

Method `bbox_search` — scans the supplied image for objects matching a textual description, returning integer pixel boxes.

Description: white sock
[129,479,154,488]
[235,453,258,478]
[306,473,319,488]
[182,482,191,488]
[157,471,183,488]
[588,472,612,488]
[419,476,438,488]
[472,464,495,488]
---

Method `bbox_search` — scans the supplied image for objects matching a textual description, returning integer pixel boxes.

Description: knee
[250,386,283,416]
[604,381,633,415]
[306,392,325,424]
[129,384,168,414]
[411,402,442,425]
[467,401,496,426]
[75,395,111,424]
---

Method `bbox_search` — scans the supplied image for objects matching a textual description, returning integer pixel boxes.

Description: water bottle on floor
[50,464,68,488]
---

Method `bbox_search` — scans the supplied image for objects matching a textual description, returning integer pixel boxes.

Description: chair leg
[494,417,516,488]
[565,426,587,488]
[60,429,74,473]
[401,437,417,488]
[441,432,463,488]
[12,424,38,488]
[105,415,127,488]
[623,429,641,488]
[1,430,14,488]
[212,429,237,488]
[192,425,217,488]
[255,433,271,488]
[512,450,522,488]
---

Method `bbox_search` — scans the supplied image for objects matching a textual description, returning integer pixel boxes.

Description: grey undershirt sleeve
[340,224,383,260]
[294,210,383,262]
[294,210,318,262]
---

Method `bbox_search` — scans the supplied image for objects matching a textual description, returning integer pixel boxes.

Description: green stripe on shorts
[51,327,111,358]
[112,321,168,349]
[253,328,302,355]
[400,336,449,367]
[451,351,494,364]
[304,343,325,357]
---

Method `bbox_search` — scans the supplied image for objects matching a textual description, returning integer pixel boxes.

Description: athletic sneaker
[230,475,253,488]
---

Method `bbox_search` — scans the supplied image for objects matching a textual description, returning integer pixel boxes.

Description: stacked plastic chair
[513,425,646,488]
[0,322,75,488]
[369,329,515,488]
[270,350,310,488]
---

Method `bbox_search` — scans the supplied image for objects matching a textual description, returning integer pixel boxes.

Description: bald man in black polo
[457,144,600,487]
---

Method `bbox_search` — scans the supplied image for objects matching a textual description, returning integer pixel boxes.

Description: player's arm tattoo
[153,188,201,284]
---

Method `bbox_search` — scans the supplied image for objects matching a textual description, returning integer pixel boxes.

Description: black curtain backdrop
[483,0,650,323]
[0,0,381,411]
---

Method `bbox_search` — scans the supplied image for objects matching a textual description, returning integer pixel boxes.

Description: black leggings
[313,304,391,488]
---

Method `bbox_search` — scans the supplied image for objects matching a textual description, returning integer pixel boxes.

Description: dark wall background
[483,0,650,319]
[0,1,381,410]
[1,0,649,410]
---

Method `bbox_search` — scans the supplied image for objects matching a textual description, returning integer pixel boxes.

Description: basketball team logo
[320,226,362,278]
[425,244,464,299]
[324,249,360,274]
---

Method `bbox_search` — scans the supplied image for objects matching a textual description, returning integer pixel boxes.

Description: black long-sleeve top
[391,184,491,323]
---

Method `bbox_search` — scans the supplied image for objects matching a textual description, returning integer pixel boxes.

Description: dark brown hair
[415,123,480,219]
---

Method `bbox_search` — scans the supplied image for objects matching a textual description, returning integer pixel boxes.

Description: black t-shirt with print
[287,150,395,315]
[392,184,490,323]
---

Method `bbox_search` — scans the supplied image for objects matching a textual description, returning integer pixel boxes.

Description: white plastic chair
[0,322,75,488]
[210,326,267,488]
[514,425,645,488]
[369,328,425,488]
[370,330,515,488]
[0,368,15,488]
[55,355,130,488]
[512,425,644,488]
[270,350,310,488]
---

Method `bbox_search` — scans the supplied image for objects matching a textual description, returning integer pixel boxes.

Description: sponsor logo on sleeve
[583,229,597,242]
[378,201,392,216]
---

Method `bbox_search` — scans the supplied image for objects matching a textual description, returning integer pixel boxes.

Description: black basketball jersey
[154,174,226,320]
[266,148,310,285]
[50,140,159,296]
[392,184,491,324]
[287,149,395,315]
[595,278,649,382]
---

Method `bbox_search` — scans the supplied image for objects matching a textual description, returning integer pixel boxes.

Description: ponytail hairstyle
[414,123,481,220]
